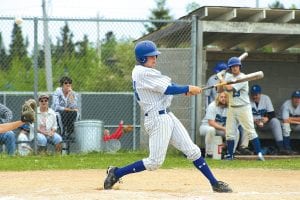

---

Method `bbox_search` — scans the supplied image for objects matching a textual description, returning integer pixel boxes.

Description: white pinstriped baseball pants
[142,112,201,171]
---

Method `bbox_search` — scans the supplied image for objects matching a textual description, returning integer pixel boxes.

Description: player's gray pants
[199,124,239,155]
[142,112,201,171]
[282,123,300,137]
[256,118,283,141]
[226,105,258,141]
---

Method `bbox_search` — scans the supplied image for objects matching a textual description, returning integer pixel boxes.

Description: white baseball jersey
[250,94,274,120]
[224,72,250,106]
[132,64,201,170]
[224,72,257,141]
[205,75,219,107]
[201,101,227,126]
[279,99,300,120]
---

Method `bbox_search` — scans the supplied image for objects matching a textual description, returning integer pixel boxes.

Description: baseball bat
[202,71,264,90]
[238,52,248,61]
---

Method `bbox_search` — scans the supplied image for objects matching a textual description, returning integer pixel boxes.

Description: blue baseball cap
[291,90,300,98]
[250,85,261,95]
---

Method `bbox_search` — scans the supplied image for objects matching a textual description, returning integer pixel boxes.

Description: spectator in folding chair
[0,103,16,155]
[37,94,63,154]
[52,76,80,137]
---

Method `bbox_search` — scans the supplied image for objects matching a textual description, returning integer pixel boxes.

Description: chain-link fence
[0,17,195,155]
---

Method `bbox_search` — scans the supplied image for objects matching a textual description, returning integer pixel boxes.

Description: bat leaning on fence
[202,71,264,91]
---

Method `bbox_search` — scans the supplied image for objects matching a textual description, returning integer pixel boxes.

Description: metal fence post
[33,17,39,155]
[191,15,198,142]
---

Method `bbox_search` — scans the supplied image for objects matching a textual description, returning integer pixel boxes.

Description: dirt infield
[0,168,300,200]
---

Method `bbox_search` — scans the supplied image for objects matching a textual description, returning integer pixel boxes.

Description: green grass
[0,150,300,171]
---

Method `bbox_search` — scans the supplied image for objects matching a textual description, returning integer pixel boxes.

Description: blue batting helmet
[227,57,242,68]
[213,61,228,73]
[20,124,30,131]
[135,40,161,64]
[291,90,300,98]
[250,85,262,95]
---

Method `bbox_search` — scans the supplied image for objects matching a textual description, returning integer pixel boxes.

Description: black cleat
[237,147,254,155]
[212,181,233,193]
[104,166,120,189]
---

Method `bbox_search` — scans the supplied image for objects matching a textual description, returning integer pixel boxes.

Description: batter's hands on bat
[188,85,202,95]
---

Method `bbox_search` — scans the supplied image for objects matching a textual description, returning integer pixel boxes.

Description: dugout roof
[142,6,300,52]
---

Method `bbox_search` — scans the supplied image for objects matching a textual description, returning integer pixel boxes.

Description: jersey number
[233,90,240,97]
[133,81,140,101]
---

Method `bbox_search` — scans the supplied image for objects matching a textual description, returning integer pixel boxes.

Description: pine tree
[145,0,173,33]
[9,23,28,59]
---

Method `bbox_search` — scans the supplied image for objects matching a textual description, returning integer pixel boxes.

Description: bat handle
[201,85,214,90]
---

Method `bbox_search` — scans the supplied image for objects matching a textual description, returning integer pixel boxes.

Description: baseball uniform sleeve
[281,100,290,120]
[265,95,274,112]
[143,70,171,94]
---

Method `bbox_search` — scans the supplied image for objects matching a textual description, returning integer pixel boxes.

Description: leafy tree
[145,0,173,33]
[185,2,200,13]
[269,0,285,8]
[76,34,89,57]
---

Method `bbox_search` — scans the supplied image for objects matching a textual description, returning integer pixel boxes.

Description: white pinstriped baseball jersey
[250,94,274,120]
[132,64,201,170]
[132,65,173,114]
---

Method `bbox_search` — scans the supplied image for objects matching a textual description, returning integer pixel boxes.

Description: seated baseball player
[250,85,293,155]
[200,92,252,158]
[278,90,300,154]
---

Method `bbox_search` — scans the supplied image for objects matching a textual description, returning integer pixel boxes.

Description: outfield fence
[0,16,197,154]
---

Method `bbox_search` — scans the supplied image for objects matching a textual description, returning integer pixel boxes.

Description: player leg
[200,125,216,157]
[169,113,232,193]
[104,115,173,189]
[36,133,47,153]
[0,131,16,155]
[224,107,239,160]
[237,105,264,161]
[264,118,289,154]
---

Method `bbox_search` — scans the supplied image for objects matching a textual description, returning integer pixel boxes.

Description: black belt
[145,109,170,117]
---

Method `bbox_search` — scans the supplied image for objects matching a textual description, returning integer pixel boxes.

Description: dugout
[139,6,300,149]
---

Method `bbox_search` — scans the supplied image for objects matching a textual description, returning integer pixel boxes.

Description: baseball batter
[278,90,300,152]
[218,57,264,161]
[104,40,232,193]
[250,85,292,154]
